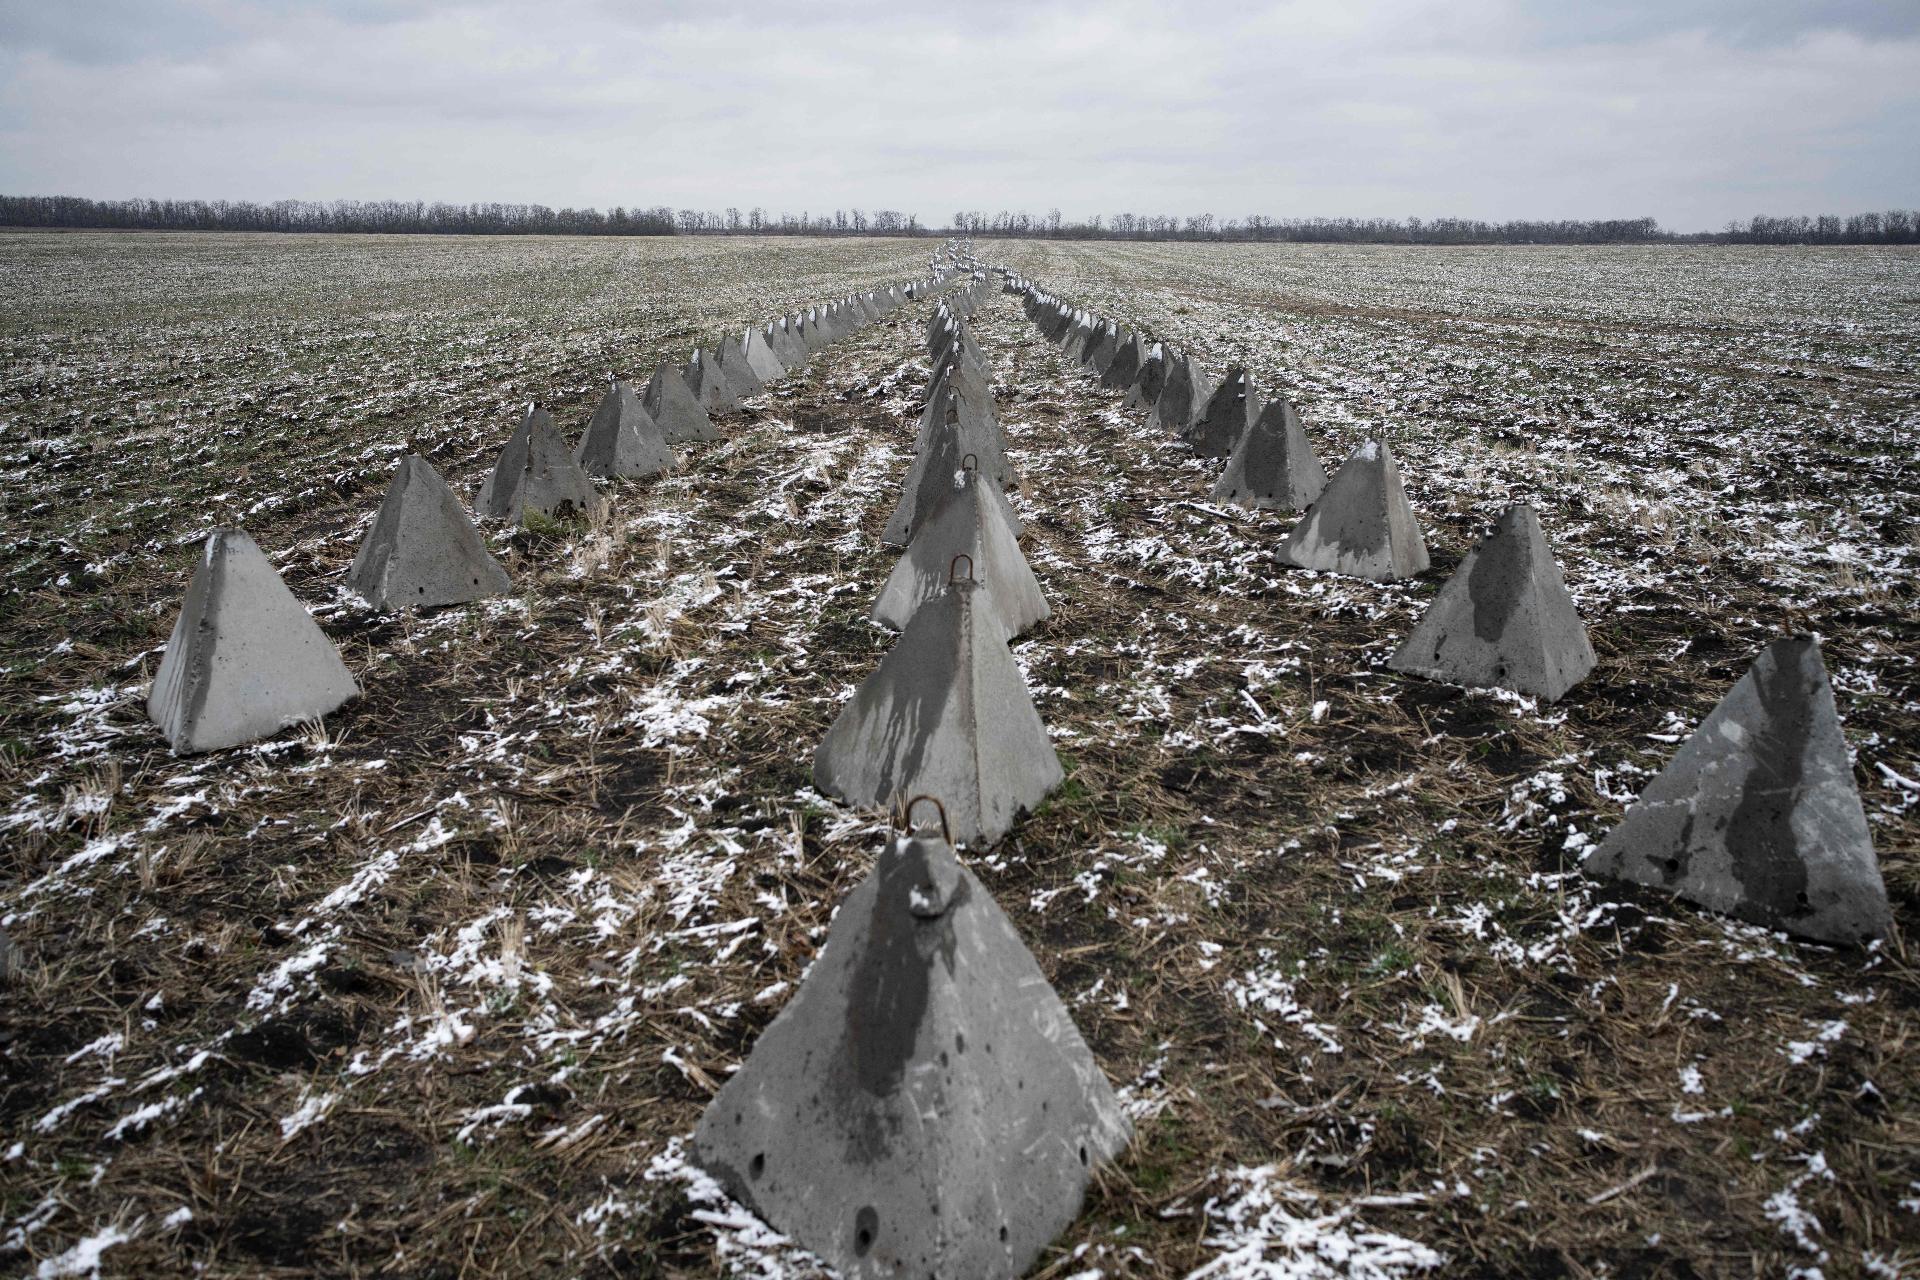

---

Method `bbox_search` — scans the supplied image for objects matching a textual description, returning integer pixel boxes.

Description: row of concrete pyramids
[144,272,956,754]
[694,270,1132,1278]
[1006,270,1890,947]
[485,283,936,525]
[812,282,1066,849]
[1011,276,1593,697]
[141,259,1127,1273]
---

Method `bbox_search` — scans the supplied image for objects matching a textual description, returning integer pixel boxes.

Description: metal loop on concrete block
[899,794,953,847]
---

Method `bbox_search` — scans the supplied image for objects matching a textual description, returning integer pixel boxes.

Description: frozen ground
[1,232,1915,1278]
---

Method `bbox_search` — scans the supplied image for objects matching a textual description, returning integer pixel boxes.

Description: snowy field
[1,231,1915,1278]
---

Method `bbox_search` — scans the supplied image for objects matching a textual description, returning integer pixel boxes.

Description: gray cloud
[0,0,1913,230]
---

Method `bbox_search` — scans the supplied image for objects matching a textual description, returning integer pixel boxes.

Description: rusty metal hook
[900,794,953,846]
[948,553,975,585]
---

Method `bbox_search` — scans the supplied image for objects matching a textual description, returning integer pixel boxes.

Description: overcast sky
[1,0,1914,231]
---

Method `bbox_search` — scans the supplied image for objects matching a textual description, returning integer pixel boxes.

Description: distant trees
[955,209,1919,244]
[2,194,1914,245]
[1723,211,1917,244]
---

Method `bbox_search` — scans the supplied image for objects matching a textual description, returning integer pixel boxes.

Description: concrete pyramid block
[873,469,1048,637]
[802,307,831,352]
[814,574,1064,846]
[1389,504,1595,701]
[574,380,675,481]
[889,409,1023,547]
[884,427,964,549]
[915,381,1012,490]
[715,335,766,398]
[1184,367,1258,458]
[642,363,719,444]
[927,344,992,410]
[1279,439,1429,580]
[1212,395,1327,512]
[691,817,1130,1279]
[478,404,600,524]
[1060,314,1095,362]
[744,325,788,382]
[1150,353,1205,434]
[1080,323,1119,377]
[772,315,808,367]
[349,455,512,610]
[685,348,740,413]
[1584,637,1890,944]
[1101,332,1144,391]
[149,528,360,753]
[1124,344,1167,410]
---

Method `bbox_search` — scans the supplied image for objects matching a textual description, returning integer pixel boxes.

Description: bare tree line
[2,194,1915,245]
[0,197,923,238]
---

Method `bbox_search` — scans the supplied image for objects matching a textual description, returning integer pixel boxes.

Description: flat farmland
[2,232,1916,1278]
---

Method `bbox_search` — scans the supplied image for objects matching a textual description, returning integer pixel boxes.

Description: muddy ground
[2,233,1916,1278]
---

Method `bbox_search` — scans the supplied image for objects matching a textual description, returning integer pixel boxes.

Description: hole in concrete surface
[749,1153,765,1180]
[854,1206,878,1256]
[1078,1144,1088,1166]
[1663,858,1681,874]
[999,1226,1009,1243]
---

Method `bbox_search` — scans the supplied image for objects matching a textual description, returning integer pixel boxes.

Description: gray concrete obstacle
[1101,332,1145,391]
[890,400,1023,546]
[745,325,788,383]
[1060,314,1096,363]
[1388,504,1595,701]
[771,315,808,368]
[1124,344,1168,410]
[884,426,966,548]
[1150,353,1208,435]
[479,404,600,524]
[684,348,740,413]
[1584,637,1890,945]
[1184,367,1258,458]
[691,813,1130,1280]
[814,570,1063,846]
[149,528,360,753]
[1080,323,1120,377]
[641,363,719,444]
[715,335,766,399]
[1278,439,1429,580]
[800,307,829,353]
[1212,395,1327,513]
[348,455,512,610]
[574,380,675,481]
[915,381,1014,492]
[873,466,1048,637]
